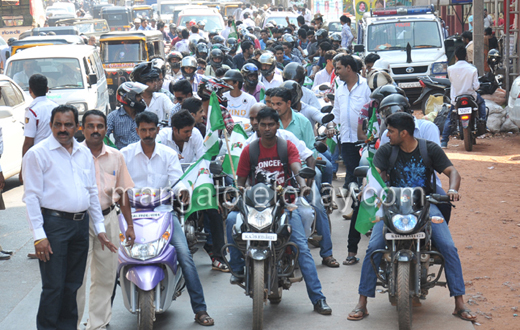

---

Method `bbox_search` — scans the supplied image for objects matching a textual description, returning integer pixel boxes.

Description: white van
[5,45,110,116]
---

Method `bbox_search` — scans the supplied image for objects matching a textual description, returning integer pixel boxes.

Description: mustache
[58,132,69,136]
[143,137,154,141]
[91,133,101,138]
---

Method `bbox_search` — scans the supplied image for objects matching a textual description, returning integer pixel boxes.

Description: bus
[0,0,46,42]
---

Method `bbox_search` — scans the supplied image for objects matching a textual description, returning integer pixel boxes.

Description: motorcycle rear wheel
[463,127,473,151]
[137,289,155,330]
[252,260,265,330]
[397,262,412,330]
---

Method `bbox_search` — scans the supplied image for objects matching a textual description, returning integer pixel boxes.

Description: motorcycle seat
[430,77,450,86]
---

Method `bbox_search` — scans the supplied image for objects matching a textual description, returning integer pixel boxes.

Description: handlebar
[429,194,451,202]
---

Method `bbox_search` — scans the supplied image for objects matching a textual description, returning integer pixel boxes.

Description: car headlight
[246,205,273,230]
[431,62,447,74]
[392,214,418,234]
[67,102,88,114]
[124,225,171,260]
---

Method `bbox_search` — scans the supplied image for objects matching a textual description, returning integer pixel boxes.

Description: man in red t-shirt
[227,108,333,315]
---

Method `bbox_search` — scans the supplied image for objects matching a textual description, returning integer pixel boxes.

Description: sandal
[452,309,477,322]
[347,308,369,321]
[343,256,359,265]
[211,258,230,272]
[195,311,214,326]
[322,256,340,268]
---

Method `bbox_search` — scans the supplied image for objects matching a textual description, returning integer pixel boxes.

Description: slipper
[452,309,477,322]
[343,256,359,265]
[347,308,369,321]
[195,311,214,326]
[322,256,340,268]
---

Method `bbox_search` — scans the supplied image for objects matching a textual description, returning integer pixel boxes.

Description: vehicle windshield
[104,13,130,25]
[328,22,342,33]
[367,21,442,51]
[179,15,222,31]
[265,16,298,27]
[75,23,95,33]
[161,3,189,15]
[133,9,153,19]
[101,40,143,63]
[6,58,83,91]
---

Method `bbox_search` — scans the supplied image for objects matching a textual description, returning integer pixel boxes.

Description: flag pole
[223,128,237,184]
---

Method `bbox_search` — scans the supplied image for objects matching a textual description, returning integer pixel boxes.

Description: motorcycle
[453,94,486,151]
[221,167,317,330]
[414,76,451,115]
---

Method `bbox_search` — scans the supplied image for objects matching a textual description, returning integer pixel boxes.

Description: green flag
[222,124,248,175]
[103,136,117,149]
[259,88,265,101]
[366,104,379,146]
[326,137,337,154]
[229,20,238,39]
[355,157,387,234]
[203,91,225,157]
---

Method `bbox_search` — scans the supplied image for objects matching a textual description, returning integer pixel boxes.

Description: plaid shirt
[106,107,140,150]
[221,104,235,135]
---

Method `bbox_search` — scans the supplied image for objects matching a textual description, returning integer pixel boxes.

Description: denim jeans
[441,94,487,144]
[341,143,361,189]
[170,214,207,313]
[331,144,340,173]
[358,204,465,298]
[319,151,333,185]
[226,209,326,305]
[37,214,89,330]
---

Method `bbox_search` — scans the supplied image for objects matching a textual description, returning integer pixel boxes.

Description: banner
[314,0,344,23]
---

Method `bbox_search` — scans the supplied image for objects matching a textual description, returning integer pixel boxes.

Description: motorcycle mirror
[322,113,334,124]
[299,167,316,179]
[314,141,328,154]
[326,93,335,101]
[354,166,369,178]
[209,160,223,175]
[321,105,333,113]
[318,83,330,91]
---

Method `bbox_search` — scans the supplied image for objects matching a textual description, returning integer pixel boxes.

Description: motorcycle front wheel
[252,260,266,330]
[397,262,412,330]
[137,289,155,330]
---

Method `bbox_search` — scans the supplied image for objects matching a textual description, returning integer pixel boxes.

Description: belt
[41,208,86,221]
[102,204,116,216]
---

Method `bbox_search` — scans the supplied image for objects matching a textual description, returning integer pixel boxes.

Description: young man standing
[222,69,256,118]
[312,50,336,91]
[232,40,254,70]
[340,15,354,51]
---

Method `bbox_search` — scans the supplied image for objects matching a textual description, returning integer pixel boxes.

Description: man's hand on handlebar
[179,189,190,204]
[326,128,336,139]
[447,189,461,201]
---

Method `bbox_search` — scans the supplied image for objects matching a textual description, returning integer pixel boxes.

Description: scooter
[414,76,451,115]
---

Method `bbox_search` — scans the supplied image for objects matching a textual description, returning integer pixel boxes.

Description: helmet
[180,56,197,80]
[196,43,209,59]
[258,52,276,77]
[169,23,176,31]
[189,20,197,26]
[331,33,342,42]
[116,82,148,112]
[212,43,230,53]
[316,28,328,40]
[226,37,239,52]
[212,35,225,45]
[7,37,16,46]
[367,70,394,90]
[241,63,259,88]
[379,94,411,119]
[151,58,166,76]
[370,84,406,104]
[373,59,391,73]
[197,76,233,103]
[281,80,303,105]
[282,62,305,85]
[246,26,254,33]
[487,49,501,67]
[242,33,257,42]
[167,51,183,69]
[209,49,224,69]
[281,33,295,43]
[131,61,160,83]
[208,29,219,38]
[222,69,244,83]
[197,20,206,27]
[188,34,203,53]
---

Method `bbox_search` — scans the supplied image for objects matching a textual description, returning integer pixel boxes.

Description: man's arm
[22,137,35,156]
[442,165,461,201]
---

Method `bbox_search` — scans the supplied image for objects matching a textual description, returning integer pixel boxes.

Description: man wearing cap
[149,18,157,30]
[130,18,141,31]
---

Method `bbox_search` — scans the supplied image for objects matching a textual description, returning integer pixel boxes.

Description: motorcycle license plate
[385,232,426,240]
[398,82,421,89]
[242,233,277,241]
[458,107,473,115]
[132,212,161,219]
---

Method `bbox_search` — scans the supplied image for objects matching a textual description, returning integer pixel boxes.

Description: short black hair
[485,27,493,35]
[260,29,268,35]
[270,87,292,103]
[340,15,348,23]
[265,88,274,97]
[274,45,284,54]
[181,29,189,39]
[157,22,165,29]
[51,104,79,126]
[215,67,229,78]
[82,109,107,127]
[298,28,307,38]
[191,26,199,33]
[241,40,254,51]
[319,41,333,52]
[182,97,203,114]
[385,112,415,137]
[336,54,358,72]
[455,46,467,61]
[462,31,472,41]
[256,107,280,123]
[297,15,305,25]
[171,109,195,130]
[244,12,250,19]
[170,79,192,95]
[282,42,293,50]
[197,58,207,66]
[365,53,381,65]
[324,50,337,61]
[135,111,159,127]
[29,74,48,97]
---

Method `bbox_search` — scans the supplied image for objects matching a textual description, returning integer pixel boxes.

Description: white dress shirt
[301,85,322,110]
[145,92,174,122]
[245,129,313,161]
[156,126,203,163]
[312,68,333,91]
[448,60,479,105]
[175,39,189,53]
[120,141,186,196]
[304,9,312,25]
[332,75,371,143]
[22,135,106,240]
[24,96,58,145]
[299,102,325,128]
[261,71,283,90]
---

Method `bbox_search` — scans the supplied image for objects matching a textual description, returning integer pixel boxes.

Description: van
[177,7,223,32]
[5,45,110,115]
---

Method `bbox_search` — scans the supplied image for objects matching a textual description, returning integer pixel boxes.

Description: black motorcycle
[452,94,487,151]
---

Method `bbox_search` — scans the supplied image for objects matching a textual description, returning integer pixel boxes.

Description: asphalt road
[0,174,475,330]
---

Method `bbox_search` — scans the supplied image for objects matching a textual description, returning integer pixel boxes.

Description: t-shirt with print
[236,138,300,186]
[223,91,257,118]
[373,140,452,195]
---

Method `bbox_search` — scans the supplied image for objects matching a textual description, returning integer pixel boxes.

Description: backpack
[433,104,450,135]
[248,137,293,186]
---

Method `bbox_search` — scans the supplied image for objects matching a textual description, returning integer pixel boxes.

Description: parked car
[0,74,30,179]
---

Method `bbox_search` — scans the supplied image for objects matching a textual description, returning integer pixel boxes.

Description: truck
[0,0,46,42]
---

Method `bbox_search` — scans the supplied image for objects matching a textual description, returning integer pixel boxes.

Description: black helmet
[116,82,148,112]
[167,51,183,70]
[180,56,197,80]
[222,69,244,83]
[371,84,406,103]
[197,76,233,103]
[258,52,276,77]
[7,37,17,46]
[282,62,305,85]
[281,80,302,105]
[379,94,411,119]
[196,43,209,59]
[316,29,328,40]
[487,48,501,67]
[131,61,160,84]
[331,33,342,42]
[189,35,203,53]
[241,63,259,88]
[227,37,239,52]
[209,49,224,69]
[212,35,225,45]
[208,29,219,38]
[211,43,230,53]
[242,33,257,42]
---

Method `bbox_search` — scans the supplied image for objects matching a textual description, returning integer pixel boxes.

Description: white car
[507,75,520,127]
[0,75,30,179]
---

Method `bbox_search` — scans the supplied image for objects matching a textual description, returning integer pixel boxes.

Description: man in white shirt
[222,69,257,118]
[157,110,203,162]
[22,105,117,330]
[303,4,312,25]
[312,50,336,91]
[340,15,354,50]
[483,9,493,28]
[234,4,244,21]
[134,64,174,123]
[13,60,38,89]
[120,111,215,326]
[175,29,190,53]
[260,56,284,90]
[243,12,255,27]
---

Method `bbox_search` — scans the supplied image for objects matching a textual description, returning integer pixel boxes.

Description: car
[260,12,298,29]
[0,74,31,179]
[48,2,76,16]
[508,75,520,128]
[177,7,224,32]
[45,7,68,17]
[327,19,342,33]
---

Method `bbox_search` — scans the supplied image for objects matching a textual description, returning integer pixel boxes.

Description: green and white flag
[229,20,238,40]
[366,103,379,148]
[203,91,225,157]
[222,124,248,176]
[179,155,218,219]
[326,136,337,154]
[259,88,265,101]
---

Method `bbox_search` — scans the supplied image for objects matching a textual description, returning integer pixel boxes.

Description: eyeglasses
[197,66,206,71]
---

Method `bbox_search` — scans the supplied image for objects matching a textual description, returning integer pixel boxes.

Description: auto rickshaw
[101,6,133,31]
[99,30,164,109]
[222,2,243,17]
[132,5,154,20]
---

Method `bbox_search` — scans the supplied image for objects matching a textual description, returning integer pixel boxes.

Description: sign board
[314,0,344,23]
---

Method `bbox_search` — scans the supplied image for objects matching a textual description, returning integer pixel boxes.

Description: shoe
[212,258,230,272]
[0,252,11,260]
[314,299,332,315]
[230,272,244,285]
[332,201,338,210]
[441,142,448,149]
[342,211,353,220]
[1,250,13,255]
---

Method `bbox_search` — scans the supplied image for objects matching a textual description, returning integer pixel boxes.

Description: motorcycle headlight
[124,225,171,260]
[246,205,273,230]
[392,214,418,234]
[431,62,448,75]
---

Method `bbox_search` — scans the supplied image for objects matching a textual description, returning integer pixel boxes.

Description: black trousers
[341,142,362,189]
[37,213,89,330]
[347,204,361,254]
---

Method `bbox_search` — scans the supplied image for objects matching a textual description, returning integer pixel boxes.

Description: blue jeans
[358,204,465,298]
[341,143,361,189]
[226,209,326,304]
[331,144,340,173]
[170,214,207,313]
[441,94,487,144]
[301,183,333,258]
[319,151,333,185]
